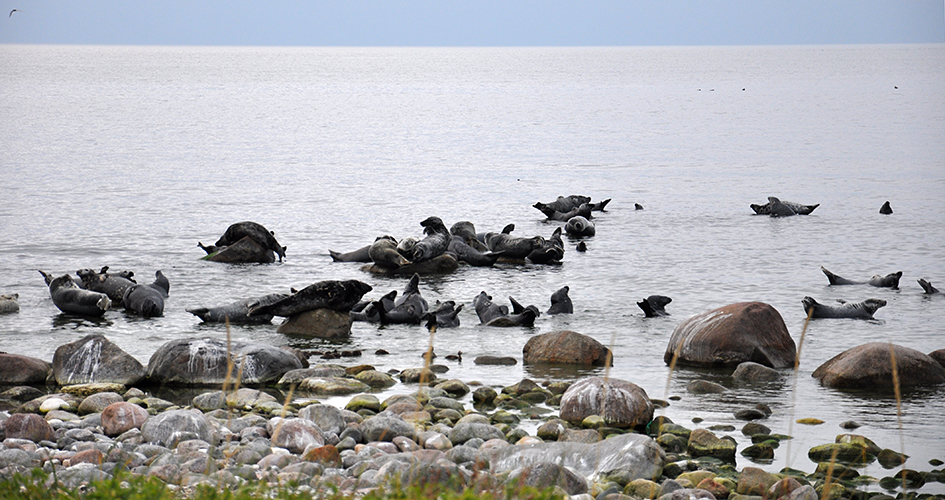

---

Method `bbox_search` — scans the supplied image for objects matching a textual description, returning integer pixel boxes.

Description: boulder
[0,353,50,385]
[522,330,613,366]
[101,402,149,437]
[559,377,654,429]
[140,409,219,447]
[732,361,782,382]
[76,392,124,415]
[268,417,325,454]
[1,413,55,443]
[52,334,146,386]
[664,302,796,369]
[687,428,736,462]
[297,377,370,395]
[360,412,419,442]
[146,337,303,386]
[509,461,588,495]
[812,342,945,389]
[474,356,517,365]
[201,235,275,264]
[929,349,945,368]
[276,308,352,339]
[298,403,347,435]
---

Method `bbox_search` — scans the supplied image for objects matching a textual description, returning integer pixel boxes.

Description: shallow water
[1,44,944,492]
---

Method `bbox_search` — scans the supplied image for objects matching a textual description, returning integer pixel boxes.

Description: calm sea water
[2,44,944,491]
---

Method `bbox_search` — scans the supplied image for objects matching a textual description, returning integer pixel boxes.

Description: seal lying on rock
[368,235,411,269]
[122,271,170,318]
[0,293,20,314]
[214,221,286,262]
[750,197,819,216]
[328,245,372,263]
[918,279,940,295]
[447,234,503,267]
[473,291,539,327]
[187,292,290,324]
[637,295,672,317]
[38,270,111,316]
[77,266,136,306]
[821,266,902,289]
[412,217,451,263]
[249,279,372,317]
[802,296,886,319]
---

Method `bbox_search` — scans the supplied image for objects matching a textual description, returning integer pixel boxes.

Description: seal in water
[369,235,411,269]
[637,295,672,317]
[412,217,450,262]
[750,197,819,216]
[122,270,170,318]
[527,227,565,264]
[77,266,136,306]
[473,292,539,327]
[450,221,490,252]
[485,228,546,260]
[249,279,372,317]
[534,195,610,215]
[38,270,111,316]
[918,279,940,295]
[565,215,596,237]
[802,296,887,319]
[329,245,372,263]
[187,292,290,324]
[546,286,573,315]
[447,235,503,267]
[0,293,20,314]
[539,203,594,222]
[214,221,287,262]
[821,266,902,289]
[422,300,463,328]
[879,201,893,214]
[373,274,429,324]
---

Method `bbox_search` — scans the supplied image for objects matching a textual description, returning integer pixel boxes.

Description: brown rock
[736,466,778,496]
[0,353,50,385]
[812,342,945,389]
[559,377,653,428]
[523,330,613,366]
[77,391,125,415]
[302,444,341,468]
[276,308,352,339]
[664,302,796,369]
[2,413,55,443]
[68,449,104,466]
[101,402,149,437]
[926,349,945,369]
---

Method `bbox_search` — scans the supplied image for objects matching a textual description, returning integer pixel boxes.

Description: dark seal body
[485,232,545,260]
[215,221,286,262]
[422,300,463,328]
[750,197,819,216]
[918,279,940,295]
[369,235,411,269]
[187,293,290,323]
[77,267,136,306]
[547,286,573,315]
[249,279,372,317]
[123,271,170,318]
[802,297,886,319]
[637,295,672,317]
[448,235,502,267]
[40,271,111,316]
[527,228,565,264]
[0,293,18,314]
[565,216,596,237]
[879,201,893,214]
[412,217,450,263]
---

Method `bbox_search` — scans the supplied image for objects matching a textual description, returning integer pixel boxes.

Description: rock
[146,337,303,386]
[355,370,396,388]
[767,477,803,499]
[741,422,771,437]
[522,330,613,366]
[812,342,945,389]
[0,353,50,385]
[399,367,437,384]
[509,461,588,495]
[60,382,127,398]
[559,377,654,429]
[140,409,219,448]
[278,365,347,384]
[929,349,945,368]
[298,404,347,435]
[624,478,661,499]
[226,388,278,409]
[52,334,146,386]
[298,377,370,395]
[434,379,470,397]
[202,235,275,264]
[360,412,419,442]
[736,466,779,496]
[536,419,568,441]
[101,401,149,437]
[1,413,55,443]
[734,408,767,421]
[472,387,498,404]
[740,442,775,461]
[474,356,518,365]
[658,489,717,500]
[487,433,664,484]
[192,391,226,412]
[807,443,876,465]
[687,429,736,462]
[450,422,505,444]
[0,386,44,402]
[686,380,727,394]
[268,417,325,454]
[276,308,352,339]
[876,448,908,468]
[664,302,796,369]
[346,394,381,413]
[76,391,124,415]
[732,361,781,382]
[302,444,341,468]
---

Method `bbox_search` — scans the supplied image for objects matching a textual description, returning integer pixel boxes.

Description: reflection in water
[52,314,113,329]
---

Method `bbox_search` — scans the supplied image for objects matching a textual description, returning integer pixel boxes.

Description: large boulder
[52,335,146,386]
[664,302,796,369]
[2,413,55,443]
[0,353,50,385]
[146,337,303,386]
[559,377,654,429]
[812,343,945,389]
[276,308,352,339]
[523,330,612,366]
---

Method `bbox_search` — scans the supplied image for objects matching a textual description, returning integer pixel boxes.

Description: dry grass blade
[785,307,813,468]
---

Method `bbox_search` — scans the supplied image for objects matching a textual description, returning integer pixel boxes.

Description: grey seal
[918,279,940,295]
[422,300,463,328]
[38,271,111,316]
[879,201,893,214]
[412,217,450,262]
[187,292,290,324]
[751,197,819,216]
[373,273,429,324]
[821,266,902,289]
[369,235,412,269]
[328,245,372,263]
[0,293,20,314]
[473,291,539,327]
[546,286,573,315]
[77,266,136,306]
[526,227,565,264]
[484,225,546,260]
[637,295,672,317]
[249,279,372,317]
[802,296,886,319]
[122,270,170,318]
[447,235,503,267]
[540,203,594,222]
[214,221,286,262]
[533,195,611,216]
[449,221,490,252]
[565,215,596,237]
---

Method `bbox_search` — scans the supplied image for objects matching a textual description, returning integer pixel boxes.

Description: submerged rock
[812,342,945,389]
[522,330,612,366]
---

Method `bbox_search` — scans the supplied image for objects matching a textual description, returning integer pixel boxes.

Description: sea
[1,43,944,492]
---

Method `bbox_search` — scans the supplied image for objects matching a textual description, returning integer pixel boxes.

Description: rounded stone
[559,377,654,429]
[101,401,149,437]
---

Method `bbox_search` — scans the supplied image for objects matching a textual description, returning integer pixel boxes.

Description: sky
[1,1,943,46]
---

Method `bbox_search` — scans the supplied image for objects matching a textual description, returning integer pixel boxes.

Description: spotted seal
[249,279,372,317]
[0,293,20,314]
[751,197,819,216]
[422,300,463,328]
[526,227,564,264]
[802,296,887,319]
[77,266,136,306]
[38,270,111,316]
[918,279,940,295]
[412,217,451,262]
[565,216,596,237]
[473,292,539,327]
[329,245,372,263]
[821,266,902,289]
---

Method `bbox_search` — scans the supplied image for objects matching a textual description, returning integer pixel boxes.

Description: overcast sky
[1,1,943,46]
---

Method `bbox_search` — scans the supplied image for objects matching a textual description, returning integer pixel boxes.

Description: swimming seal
[918,279,940,295]
[369,235,412,269]
[0,293,20,314]
[546,286,573,315]
[879,201,893,214]
[751,197,819,216]
[412,217,450,262]
[637,295,672,317]
[565,216,596,237]
[187,292,290,324]
[802,296,886,319]
[473,292,539,327]
[38,270,111,316]
[77,266,136,306]
[122,270,170,318]
[249,279,372,317]
[821,266,902,289]
[214,221,286,262]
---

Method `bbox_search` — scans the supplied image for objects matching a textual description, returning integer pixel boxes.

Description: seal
[122,270,170,318]
[750,197,819,216]
[802,296,886,319]
[248,279,372,317]
[412,217,450,262]
[38,270,111,316]
[187,292,290,324]
[534,195,611,216]
[637,295,672,317]
[450,221,490,252]
[369,235,412,269]
[821,266,902,289]
[484,226,546,260]
[328,245,372,263]
[879,201,893,214]
[546,286,573,315]
[448,235,503,267]
[422,300,463,328]
[214,221,286,262]
[527,228,564,264]
[565,216,596,237]
[77,266,136,306]
[0,293,20,314]
[539,203,593,222]
[918,279,940,295]
[473,292,539,327]
[349,290,397,323]
[373,273,429,324]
